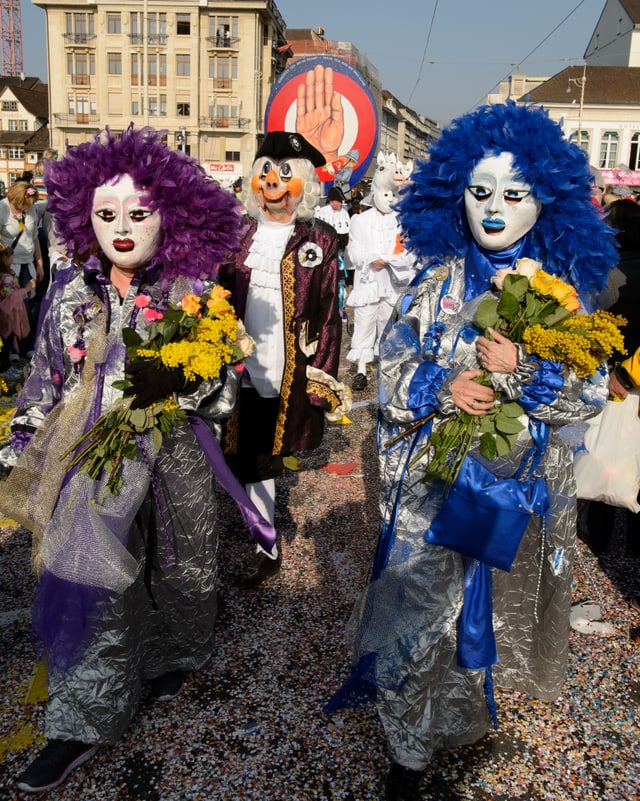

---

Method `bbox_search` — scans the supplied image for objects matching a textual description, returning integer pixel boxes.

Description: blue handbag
[425,455,549,572]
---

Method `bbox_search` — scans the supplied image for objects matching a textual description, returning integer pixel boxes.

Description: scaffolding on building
[0,0,23,77]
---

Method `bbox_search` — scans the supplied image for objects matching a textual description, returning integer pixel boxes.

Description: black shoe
[240,550,282,588]
[16,740,98,793]
[352,372,368,391]
[149,670,185,701]
[385,762,423,801]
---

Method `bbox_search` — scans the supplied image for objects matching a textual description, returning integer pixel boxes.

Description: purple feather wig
[45,124,243,282]
[397,101,618,296]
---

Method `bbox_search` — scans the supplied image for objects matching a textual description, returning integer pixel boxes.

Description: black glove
[123,362,188,409]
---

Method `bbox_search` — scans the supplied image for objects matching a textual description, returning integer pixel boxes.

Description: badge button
[440,293,462,315]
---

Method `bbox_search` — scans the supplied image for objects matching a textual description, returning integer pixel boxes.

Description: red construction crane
[0,0,23,77]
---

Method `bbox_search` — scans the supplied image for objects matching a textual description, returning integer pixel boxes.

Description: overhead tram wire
[467,0,588,113]
[407,0,439,106]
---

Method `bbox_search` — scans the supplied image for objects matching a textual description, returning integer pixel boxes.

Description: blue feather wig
[397,101,617,295]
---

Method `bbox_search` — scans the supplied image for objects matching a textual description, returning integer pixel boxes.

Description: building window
[212,56,237,87]
[630,133,640,170]
[177,102,190,116]
[160,94,167,116]
[68,52,95,83]
[108,52,122,75]
[8,147,24,159]
[177,13,190,35]
[65,12,94,41]
[149,96,158,116]
[176,54,190,77]
[148,12,167,44]
[225,151,240,161]
[599,132,618,169]
[147,54,166,86]
[0,147,6,157]
[569,130,589,152]
[8,120,17,131]
[20,120,28,131]
[107,13,121,34]
[131,53,140,85]
[1,101,17,111]
[131,100,140,116]
[131,12,166,44]
[209,15,238,44]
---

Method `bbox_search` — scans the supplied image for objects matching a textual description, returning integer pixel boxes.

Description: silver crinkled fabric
[350,258,609,770]
[9,265,236,744]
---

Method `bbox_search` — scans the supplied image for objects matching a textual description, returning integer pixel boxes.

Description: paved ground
[0,338,639,801]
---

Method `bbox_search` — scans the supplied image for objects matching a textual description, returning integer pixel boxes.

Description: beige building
[380,90,439,165]
[35,0,290,185]
[488,0,640,182]
[0,77,49,192]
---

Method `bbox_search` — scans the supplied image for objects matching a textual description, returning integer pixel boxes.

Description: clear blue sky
[22,0,604,126]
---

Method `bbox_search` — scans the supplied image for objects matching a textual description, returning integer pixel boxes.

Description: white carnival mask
[92,173,162,270]
[464,152,540,251]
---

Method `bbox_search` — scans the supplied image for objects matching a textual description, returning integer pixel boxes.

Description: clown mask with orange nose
[251,156,307,223]
[247,132,325,224]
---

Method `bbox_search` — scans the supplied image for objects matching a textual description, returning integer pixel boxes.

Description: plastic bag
[574,393,640,513]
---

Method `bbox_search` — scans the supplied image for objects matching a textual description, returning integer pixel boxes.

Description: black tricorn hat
[255,132,326,168]
[327,186,346,202]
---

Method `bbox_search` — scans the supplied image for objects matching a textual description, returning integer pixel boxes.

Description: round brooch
[298,242,323,268]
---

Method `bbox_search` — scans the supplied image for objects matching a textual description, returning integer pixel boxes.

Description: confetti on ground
[0,337,639,800]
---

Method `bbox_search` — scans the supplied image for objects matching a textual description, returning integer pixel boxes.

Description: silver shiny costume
[11,264,237,744]
[351,258,608,770]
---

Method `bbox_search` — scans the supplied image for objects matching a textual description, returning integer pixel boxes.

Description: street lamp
[566,63,587,149]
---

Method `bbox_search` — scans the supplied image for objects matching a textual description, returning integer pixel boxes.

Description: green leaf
[122,328,143,348]
[479,432,497,460]
[541,306,571,326]
[152,426,163,451]
[123,442,138,460]
[500,401,525,418]
[476,298,499,331]
[111,379,131,391]
[504,274,529,300]
[496,291,520,321]
[495,414,526,435]
[495,433,512,457]
[162,321,179,343]
[129,408,147,430]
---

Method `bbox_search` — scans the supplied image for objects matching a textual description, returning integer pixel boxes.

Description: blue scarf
[464,235,534,300]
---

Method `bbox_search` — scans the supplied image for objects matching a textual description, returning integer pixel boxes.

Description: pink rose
[143,308,164,322]
[68,346,86,363]
[134,295,151,308]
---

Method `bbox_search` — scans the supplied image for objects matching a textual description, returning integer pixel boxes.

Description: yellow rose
[206,285,234,317]
[181,293,202,317]
[548,278,577,304]
[562,295,581,313]
[529,269,558,295]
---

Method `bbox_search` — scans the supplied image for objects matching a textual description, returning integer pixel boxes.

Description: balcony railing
[199,117,249,130]
[53,113,100,126]
[71,74,91,86]
[63,33,97,46]
[205,35,239,50]
[213,77,231,90]
[129,34,168,46]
